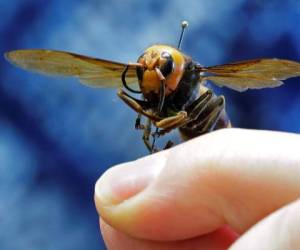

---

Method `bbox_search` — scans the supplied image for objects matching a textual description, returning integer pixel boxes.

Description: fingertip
[94,152,167,208]
[95,135,226,240]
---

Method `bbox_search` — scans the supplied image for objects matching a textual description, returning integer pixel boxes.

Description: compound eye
[160,52,174,77]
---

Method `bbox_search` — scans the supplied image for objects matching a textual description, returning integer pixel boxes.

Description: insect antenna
[122,65,142,94]
[177,20,189,50]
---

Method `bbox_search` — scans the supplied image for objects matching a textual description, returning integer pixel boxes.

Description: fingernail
[95,153,167,206]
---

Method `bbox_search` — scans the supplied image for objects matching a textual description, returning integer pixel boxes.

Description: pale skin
[94,128,300,249]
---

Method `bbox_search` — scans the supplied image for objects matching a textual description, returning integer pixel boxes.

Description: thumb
[95,128,300,241]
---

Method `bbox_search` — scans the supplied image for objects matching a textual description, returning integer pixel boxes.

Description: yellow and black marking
[5,21,300,153]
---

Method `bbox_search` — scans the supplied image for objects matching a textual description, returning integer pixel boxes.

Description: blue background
[1,0,300,249]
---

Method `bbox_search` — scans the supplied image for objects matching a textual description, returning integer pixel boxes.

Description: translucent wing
[4,49,138,88]
[202,58,300,91]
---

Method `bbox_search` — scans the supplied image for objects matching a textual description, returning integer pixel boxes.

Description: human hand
[94,128,300,249]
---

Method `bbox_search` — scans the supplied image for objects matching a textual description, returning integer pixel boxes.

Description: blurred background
[1,0,300,249]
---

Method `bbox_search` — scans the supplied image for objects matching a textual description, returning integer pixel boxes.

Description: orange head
[136,45,186,101]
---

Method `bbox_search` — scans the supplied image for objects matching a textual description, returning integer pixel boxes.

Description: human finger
[230,198,300,249]
[95,128,300,241]
[100,218,237,250]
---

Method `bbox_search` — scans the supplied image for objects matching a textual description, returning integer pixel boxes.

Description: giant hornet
[5,21,300,153]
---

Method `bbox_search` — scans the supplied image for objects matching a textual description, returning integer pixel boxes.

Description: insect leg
[163,140,174,150]
[135,113,144,129]
[151,127,159,152]
[150,127,174,152]
[184,89,213,122]
[117,89,160,121]
[181,95,225,136]
[199,96,225,133]
[155,111,188,130]
[151,111,188,144]
[143,118,155,153]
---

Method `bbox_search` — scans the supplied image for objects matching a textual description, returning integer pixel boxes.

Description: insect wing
[5,49,138,88]
[203,58,300,91]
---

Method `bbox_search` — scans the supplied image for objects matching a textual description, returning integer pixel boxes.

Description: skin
[94,128,300,249]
